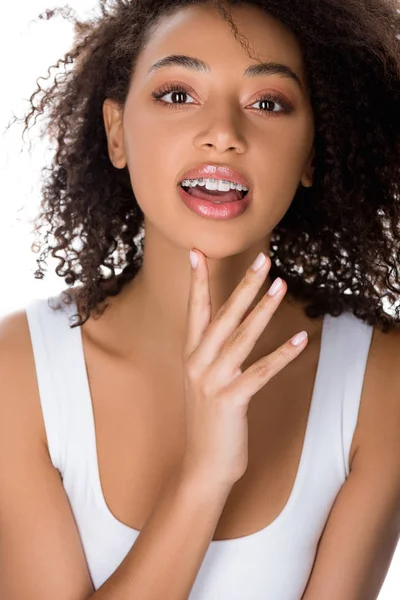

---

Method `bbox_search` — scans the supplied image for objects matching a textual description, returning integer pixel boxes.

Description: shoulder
[363,323,400,417]
[0,306,31,351]
[353,321,400,477]
[0,307,48,451]
[301,321,400,599]
[0,307,95,599]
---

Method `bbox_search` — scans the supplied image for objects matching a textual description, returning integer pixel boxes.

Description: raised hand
[180,250,309,489]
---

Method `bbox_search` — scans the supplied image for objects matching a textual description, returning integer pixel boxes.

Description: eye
[250,93,293,116]
[151,84,196,108]
[151,83,294,117]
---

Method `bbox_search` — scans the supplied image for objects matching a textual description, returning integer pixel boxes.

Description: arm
[94,468,231,600]
[0,310,232,600]
[0,311,95,599]
[301,328,400,600]
[301,444,400,599]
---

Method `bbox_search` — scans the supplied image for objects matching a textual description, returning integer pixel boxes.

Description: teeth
[181,178,248,193]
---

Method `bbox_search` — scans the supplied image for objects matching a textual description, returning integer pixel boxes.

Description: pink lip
[178,163,252,189]
[178,185,251,220]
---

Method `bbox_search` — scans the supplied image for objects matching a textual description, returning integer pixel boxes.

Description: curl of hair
[10,0,400,331]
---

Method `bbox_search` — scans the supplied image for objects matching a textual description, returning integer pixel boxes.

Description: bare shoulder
[355,321,400,471]
[301,321,400,598]
[0,307,94,598]
[0,307,48,449]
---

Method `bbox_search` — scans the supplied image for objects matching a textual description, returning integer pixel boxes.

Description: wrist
[174,462,234,501]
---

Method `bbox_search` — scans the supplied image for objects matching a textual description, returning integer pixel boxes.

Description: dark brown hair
[9,0,400,331]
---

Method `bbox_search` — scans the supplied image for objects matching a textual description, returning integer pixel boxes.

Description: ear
[102,99,127,169]
[301,146,315,188]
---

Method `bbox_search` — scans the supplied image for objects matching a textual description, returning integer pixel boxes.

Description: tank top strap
[281,309,374,543]
[25,291,85,476]
[302,308,374,486]
[337,311,374,476]
[26,291,374,488]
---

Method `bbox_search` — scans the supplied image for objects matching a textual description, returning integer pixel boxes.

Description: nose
[194,105,248,155]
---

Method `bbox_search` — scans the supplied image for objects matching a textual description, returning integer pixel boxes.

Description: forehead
[137,3,306,83]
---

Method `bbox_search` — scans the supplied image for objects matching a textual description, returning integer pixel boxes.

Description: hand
[179,250,309,490]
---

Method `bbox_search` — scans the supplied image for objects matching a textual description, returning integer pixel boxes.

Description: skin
[1,6,400,600]
[98,2,317,366]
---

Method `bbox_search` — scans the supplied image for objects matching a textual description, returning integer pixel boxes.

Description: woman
[1,0,400,598]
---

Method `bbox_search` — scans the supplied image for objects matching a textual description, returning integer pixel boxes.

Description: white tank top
[25,291,373,599]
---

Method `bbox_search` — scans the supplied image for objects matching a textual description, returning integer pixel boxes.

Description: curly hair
[8,0,400,331]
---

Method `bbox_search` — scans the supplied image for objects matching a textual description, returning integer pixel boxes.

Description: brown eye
[152,84,195,107]
[249,93,293,116]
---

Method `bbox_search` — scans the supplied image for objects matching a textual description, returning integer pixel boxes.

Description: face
[103,3,315,260]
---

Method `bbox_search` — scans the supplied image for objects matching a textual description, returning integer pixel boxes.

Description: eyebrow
[148,54,303,91]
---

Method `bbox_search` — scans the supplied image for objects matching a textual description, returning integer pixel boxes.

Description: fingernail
[267,278,283,296]
[291,331,308,347]
[251,252,266,272]
[190,250,199,269]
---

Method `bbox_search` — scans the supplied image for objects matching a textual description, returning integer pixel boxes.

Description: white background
[0,1,399,596]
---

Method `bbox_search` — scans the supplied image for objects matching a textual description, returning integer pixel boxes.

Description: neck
[84,223,313,367]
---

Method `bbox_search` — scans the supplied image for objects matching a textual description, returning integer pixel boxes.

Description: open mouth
[179,181,249,204]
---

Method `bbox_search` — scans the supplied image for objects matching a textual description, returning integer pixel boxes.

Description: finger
[224,331,309,407]
[208,277,287,386]
[190,252,271,368]
[182,249,212,362]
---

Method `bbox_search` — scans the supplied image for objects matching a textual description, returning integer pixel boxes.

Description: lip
[178,185,252,220]
[178,163,252,189]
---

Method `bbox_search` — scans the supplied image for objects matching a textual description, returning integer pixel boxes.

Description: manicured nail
[251,252,266,272]
[190,250,199,269]
[291,331,308,347]
[267,278,283,296]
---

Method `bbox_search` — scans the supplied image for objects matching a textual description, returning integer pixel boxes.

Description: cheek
[124,112,160,163]
[267,122,312,159]
[256,121,314,190]
[123,110,192,199]
[252,143,307,226]
[123,129,181,215]
[123,118,162,179]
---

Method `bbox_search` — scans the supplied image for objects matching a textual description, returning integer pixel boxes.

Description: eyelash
[151,83,294,117]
